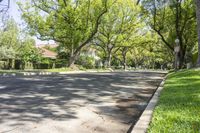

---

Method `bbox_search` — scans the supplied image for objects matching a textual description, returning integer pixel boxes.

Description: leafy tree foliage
[195,0,200,66]
[0,46,16,59]
[0,19,19,61]
[19,37,41,63]
[15,0,198,70]
[94,0,145,67]
[0,19,41,69]
[141,0,197,68]
[18,0,108,67]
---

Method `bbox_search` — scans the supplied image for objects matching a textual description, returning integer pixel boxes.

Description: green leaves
[19,0,109,66]
[0,18,41,63]
[19,0,107,49]
[19,37,41,63]
[0,46,16,59]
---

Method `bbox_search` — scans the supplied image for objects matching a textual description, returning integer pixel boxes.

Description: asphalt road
[0,71,166,133]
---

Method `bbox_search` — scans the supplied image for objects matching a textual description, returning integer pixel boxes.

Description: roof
[36,44,58,48]
[39,48,57,59]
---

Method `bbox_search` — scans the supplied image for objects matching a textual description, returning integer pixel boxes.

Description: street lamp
[174,38,180,70]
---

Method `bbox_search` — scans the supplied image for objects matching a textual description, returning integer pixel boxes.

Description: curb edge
[131,75,168,133]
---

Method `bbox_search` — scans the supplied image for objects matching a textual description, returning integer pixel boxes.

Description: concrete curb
[131,75,167,133]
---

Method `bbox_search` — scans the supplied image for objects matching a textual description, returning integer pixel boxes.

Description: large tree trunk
[175,47,185,69]
[68,56,76,68]
[179,49,185,69]
[68,51,79,68]
[67,2,108,68]
[68,44,76,68]
[196,0,200,66]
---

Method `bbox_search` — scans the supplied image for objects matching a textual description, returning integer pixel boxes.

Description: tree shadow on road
[0,72,165,132]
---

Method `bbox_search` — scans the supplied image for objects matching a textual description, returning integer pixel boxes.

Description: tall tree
[18,0,108,67]
[196,0,200,66]
[94,0,142,67]
[141,0,197,69]
[19,37,41,68]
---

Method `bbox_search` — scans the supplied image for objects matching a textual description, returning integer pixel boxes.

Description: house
[36,44,58,59]
[81,47,101,61]
[39,47,57,59]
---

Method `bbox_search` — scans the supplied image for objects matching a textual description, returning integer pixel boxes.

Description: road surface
[0,71,166,133]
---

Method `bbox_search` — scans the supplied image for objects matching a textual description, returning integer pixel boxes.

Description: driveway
[0,71,166,133]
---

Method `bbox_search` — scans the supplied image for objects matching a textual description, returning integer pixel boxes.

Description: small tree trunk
[122,47,128,70]
[196,0,200,66]
[107,52,112,68]
[122,54,126,70]
[8,59,13,69]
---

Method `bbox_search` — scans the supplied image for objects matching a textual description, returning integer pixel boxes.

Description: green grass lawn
[148,69,200,133]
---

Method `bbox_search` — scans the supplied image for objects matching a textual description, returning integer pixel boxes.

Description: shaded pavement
[0,71,166,133]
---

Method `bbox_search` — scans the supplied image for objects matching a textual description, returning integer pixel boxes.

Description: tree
[141,0,197,69]
[0,18,41,69]
[19,37,41,67]
[18,0,108,67]
[0,46,15,59]
[0,19,19,49]
[94,0,142,67]
[0,19,20,69]
[195,0,200,66]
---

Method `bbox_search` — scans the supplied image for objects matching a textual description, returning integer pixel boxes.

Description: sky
[1,0,54,45]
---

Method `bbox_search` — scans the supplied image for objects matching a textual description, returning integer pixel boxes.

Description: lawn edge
[131,74,168,133]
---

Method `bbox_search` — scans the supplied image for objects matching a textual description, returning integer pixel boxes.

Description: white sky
[1,0,54,45]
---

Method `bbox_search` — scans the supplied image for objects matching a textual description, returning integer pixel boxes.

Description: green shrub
[0,61,6,69]
[192,52,198,65]
[55,59,68,68]
[76,55,95,69]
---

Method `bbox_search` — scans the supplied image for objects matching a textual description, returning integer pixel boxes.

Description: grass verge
[0,68,111,74]
[148,69,200,133]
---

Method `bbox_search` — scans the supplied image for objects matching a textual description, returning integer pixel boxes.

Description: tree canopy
[9,0,198,69]
[19,0,108,67]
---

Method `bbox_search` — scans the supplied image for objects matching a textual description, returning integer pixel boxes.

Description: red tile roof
[39,48,57,59]
[36,44,58,48]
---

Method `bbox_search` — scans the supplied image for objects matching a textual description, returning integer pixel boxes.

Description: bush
[76,55,96,69]
[192,52,198,65]
[55,59,68,68]
[0,61,6,69]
